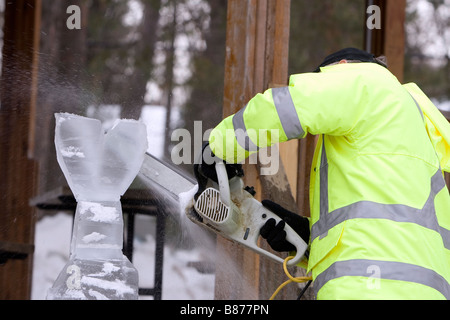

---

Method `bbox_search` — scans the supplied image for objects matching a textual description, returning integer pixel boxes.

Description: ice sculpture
[47,113,147,300]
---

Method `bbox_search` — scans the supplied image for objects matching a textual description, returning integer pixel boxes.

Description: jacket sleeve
[404,82,450,172]
[209,68,365,163]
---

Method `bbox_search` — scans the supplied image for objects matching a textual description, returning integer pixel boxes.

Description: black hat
[314,47,385,72]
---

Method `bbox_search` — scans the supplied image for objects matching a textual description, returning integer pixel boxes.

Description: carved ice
[47,113,147,300]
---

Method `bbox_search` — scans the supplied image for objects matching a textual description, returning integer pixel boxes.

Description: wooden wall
[0,0,41,299]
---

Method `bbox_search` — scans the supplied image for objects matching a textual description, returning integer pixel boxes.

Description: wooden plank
[365,0,406,82]
[215,0,259,300]
[27,0,42,159]
[256,0,297,214]
[279,140,298,197]
[0,0,41,300]
[254,0,301,300]
[0,241,35,264]
[384,0,406,83]
[215,0,298,300]
[265,1,295,191]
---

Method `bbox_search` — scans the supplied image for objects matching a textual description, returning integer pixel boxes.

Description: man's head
[314,47,387,72]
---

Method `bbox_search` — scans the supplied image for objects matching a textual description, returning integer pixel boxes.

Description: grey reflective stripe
[272,87,304,139]
[406,93,450,246]
[313,259,450,299]
[311,167,450,249]
[439,227,450,249]
[319,138,328,239]
[408,93,424,120]
[232,106,259,152]
[312,138,450,298]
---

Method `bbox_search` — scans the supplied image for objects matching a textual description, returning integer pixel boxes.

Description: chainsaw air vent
[194,188,230,223]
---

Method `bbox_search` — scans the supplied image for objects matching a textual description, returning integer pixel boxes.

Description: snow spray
[47,113,147,300]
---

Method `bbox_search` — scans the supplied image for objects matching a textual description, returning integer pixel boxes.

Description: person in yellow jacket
[197,47,450,299]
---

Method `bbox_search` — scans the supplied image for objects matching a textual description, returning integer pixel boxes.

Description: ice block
[47,113,147,300]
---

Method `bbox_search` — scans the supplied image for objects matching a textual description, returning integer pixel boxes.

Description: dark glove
[260,200,310,252]
[194,142,243,184]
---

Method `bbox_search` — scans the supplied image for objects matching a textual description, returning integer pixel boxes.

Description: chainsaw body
[189,162,308,266]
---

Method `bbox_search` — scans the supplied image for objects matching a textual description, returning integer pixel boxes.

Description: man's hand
[260,200,310,252]
[194,142,243,183]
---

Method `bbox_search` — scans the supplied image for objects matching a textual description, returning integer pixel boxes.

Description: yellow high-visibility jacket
[209,62,450,299]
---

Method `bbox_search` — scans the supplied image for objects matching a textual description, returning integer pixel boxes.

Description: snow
[178,184,199,216]
[60,146,85,158]
[139,105,181,158]
[82,232,107,244]
[436,100,450,112]
[139,105,166,158]
[79,201,119,222]
[81,277,134,297]
[32,211,216,300]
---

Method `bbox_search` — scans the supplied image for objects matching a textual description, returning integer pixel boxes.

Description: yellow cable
[269,279,293,300]
[269,256,312,300]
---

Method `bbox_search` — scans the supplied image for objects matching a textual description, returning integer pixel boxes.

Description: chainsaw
[138,153,308,266]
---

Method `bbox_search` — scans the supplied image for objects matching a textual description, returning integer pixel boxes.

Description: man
[198,48,450,299]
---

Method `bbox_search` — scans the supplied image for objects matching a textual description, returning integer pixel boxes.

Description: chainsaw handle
[259,206,308,266]
[212,162,308,266]
[215,161,231,207]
